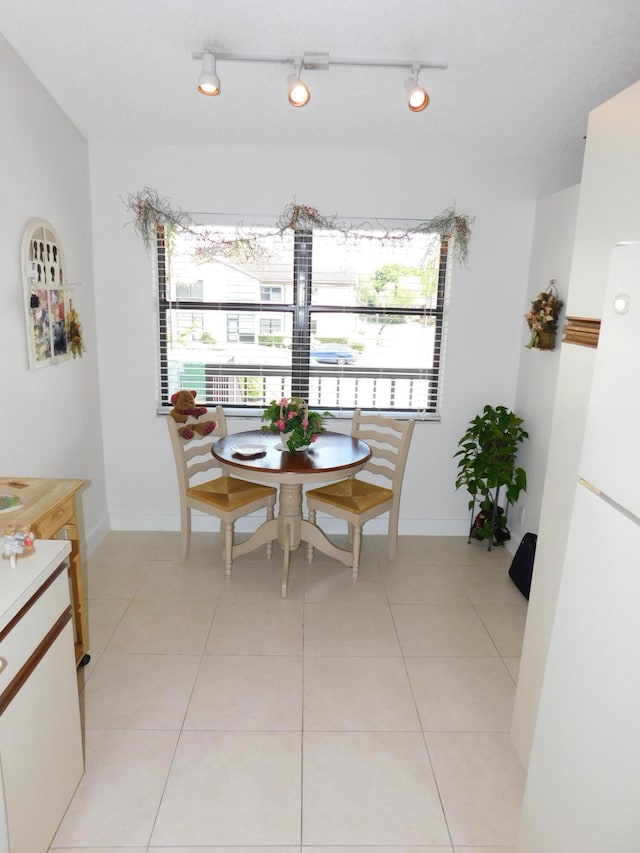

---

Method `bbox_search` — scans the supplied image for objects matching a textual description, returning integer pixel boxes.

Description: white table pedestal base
[230,481,353,597]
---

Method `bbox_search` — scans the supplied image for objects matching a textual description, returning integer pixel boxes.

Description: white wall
[0,36,108,551]
[513,77,640,788]
[509,185,580,547]
[88,143,538,535]
[0,25,562,554]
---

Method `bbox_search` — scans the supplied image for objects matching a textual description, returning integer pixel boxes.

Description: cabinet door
[0,621,83,853]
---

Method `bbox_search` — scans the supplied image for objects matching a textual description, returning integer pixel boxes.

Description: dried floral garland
[124,187,192,250]
[123,188,262,261]
[275,202,474,263]
[276,202,341,233]
[124,189,474,264]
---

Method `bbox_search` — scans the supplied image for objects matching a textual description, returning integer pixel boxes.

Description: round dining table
[212,429,371,596]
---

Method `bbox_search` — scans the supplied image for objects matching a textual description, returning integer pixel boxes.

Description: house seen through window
[157,218,450,416]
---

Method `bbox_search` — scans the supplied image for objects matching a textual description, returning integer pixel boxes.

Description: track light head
[198,52,220,96]
[288,63,310,107]
[404,66,429,112]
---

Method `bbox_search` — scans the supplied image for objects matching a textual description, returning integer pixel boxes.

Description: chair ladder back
[186,455,219,482]
[387,418,415,492]
[351,410,405,435]
[356,427,404,449]
[210,405,228,437]
[186,407,228,478]
[166,414,193,491]
[364,456,397,486]
[167,409,225,489]
[351,410,415,491]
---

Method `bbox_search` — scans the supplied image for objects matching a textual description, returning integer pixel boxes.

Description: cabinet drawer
[35,497,75,539]
[0,567,70,703]
[0,619,83,853]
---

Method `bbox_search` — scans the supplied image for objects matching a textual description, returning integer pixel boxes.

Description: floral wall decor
[21,218,79,369]
[524,280,564,350]
[66,301,85,358]
[123,188,474,265]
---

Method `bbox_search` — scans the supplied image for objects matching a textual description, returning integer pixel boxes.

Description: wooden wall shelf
[562,316,601,348]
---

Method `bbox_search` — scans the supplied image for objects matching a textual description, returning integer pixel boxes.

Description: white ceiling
[2,0,640,191]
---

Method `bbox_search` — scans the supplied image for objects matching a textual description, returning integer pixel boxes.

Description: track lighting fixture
[287,63,311,107]
[192,49,446,111]
[404,65,429,112]
[197,52,220,96]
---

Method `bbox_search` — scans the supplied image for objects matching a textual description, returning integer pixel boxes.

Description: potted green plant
[454,405,528,548]
[261,396,332,451]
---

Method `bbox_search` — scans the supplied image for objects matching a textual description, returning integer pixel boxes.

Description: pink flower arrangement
[261,396,331,451]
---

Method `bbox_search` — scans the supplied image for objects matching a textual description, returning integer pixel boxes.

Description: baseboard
[83,516,111,558]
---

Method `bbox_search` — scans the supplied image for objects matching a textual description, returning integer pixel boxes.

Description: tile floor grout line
[389,579,457,850]
[58,532,525,850]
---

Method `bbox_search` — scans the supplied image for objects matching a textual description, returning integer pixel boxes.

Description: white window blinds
[157,217,449,416]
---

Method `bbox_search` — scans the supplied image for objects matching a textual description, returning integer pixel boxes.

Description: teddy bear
[169,389,216,440]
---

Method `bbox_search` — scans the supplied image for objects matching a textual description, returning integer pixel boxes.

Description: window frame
[157,220,450,419]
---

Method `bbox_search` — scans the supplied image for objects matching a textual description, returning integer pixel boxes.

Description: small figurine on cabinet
[2,524,35,568]
[19,526,35,555]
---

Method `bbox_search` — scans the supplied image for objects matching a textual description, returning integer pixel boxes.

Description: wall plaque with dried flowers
[524,280,564,350]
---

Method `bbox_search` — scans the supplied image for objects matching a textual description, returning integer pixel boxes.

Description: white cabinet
[0,540,84,852]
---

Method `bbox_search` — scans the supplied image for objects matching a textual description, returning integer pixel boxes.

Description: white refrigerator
[517,242,640,852]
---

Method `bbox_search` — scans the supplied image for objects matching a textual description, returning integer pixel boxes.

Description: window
[260,285,283,302]
[176,312,204,342]
[175,280,203,301]
[157,217,450,416]
[260,317,283,336]
[227,313,255,343]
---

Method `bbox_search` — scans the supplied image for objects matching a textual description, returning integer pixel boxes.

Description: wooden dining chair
[166,405,277,575]
[305,410,415,581]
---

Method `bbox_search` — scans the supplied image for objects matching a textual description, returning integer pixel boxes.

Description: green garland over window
[123,187,474,265]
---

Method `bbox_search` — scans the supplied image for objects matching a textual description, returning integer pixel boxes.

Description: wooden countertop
[0,477,85,529]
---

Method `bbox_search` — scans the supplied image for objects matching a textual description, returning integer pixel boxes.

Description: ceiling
[2,0,640,190]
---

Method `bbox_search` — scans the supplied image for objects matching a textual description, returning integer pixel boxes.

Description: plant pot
[281,432,311,452]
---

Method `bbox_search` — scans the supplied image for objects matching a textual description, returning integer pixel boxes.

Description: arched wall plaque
[21,219,72,369]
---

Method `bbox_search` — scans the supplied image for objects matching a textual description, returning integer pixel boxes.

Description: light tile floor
[50,531,527,853]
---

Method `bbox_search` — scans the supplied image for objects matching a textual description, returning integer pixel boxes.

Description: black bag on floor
[508,532,537,599]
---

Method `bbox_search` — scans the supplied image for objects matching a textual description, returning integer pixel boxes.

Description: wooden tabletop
[0,477,85,528]
[212,430,371,477]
